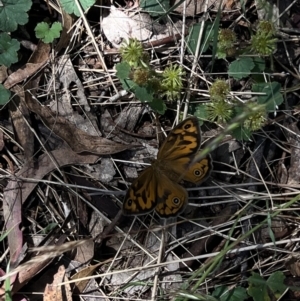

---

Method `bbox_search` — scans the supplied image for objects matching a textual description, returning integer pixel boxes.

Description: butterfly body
[123,117,212,218]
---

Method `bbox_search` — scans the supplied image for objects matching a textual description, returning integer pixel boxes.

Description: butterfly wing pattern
[123,117,212,218]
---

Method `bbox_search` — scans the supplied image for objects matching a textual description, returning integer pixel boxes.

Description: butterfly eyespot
[127,199,133,206]
[184,123,191,130]
[172,197,180,204]
[194,169,202,176]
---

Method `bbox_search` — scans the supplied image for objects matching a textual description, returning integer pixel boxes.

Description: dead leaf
[15,39,135,155]
[102,6,151,47]
[173,0,221,16]
[3,147,99,287]
[0,65,8,83]
[0,130,4,151]
[5,147,99,204]
[8,239,88,294]
[53,56,91,115]
[8,85,34,159]
[43,266,72,301]
[71,262,104,293]
[73,239,94,264]
[25,93,134,154]
[287,123,300,185]
[4,62,47,89]
[285,256,300,277]
[55,4,74,52]
[3,42,50,90]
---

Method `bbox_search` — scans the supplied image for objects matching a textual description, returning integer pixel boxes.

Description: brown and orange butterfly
[123,117,212,218]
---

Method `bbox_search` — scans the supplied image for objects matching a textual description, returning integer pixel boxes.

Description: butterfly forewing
[157,117,201,161]
[123,166,158,215]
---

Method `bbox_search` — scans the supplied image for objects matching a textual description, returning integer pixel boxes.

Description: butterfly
[122,117,212,218]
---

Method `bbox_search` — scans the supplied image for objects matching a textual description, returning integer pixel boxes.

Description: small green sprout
[117,38,185,113]
[257,20,276,36]
[161,65,185,100]
[217,29,237,58]
[250,21,277,56]
[243,102,266,131]
[35,21,62,43]
[209,79,230,102]
[132,68,150,86]
[147,78,161,91]
[206,79,233,124]
[206,99,233,124]
[120,38,148,67]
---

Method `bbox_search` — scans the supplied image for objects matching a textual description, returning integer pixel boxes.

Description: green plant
[0,0,32,32]
[120,38,149,68]
[161,64,185,99]
[190,19,282,140]
[0,0,31,68]
[0,0,32,105]
[35,21,62,43]
[140,0,170,17]
[196,78,269,140]
[116,38,185,114]
[206,99,233,124]
[186,22,217,55]
[172,191,300,301]
[216,28,237,59]
[210,271,287,301]
[248,272,287,301]
[0,33,20,68]
[60,0,96,17]
[4,262,12,301]
[205,79,233,123]
[0,84,11,105]
[0,0,96,106]
[209,79,230,101]
[250,21,277,56]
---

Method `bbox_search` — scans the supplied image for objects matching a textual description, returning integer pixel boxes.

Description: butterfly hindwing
[154,173,188,218]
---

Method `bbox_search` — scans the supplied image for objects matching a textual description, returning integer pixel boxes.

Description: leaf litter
[1,0,300,300]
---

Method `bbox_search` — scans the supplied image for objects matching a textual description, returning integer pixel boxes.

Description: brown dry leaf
[70,262,104,293]
[19,40,134,155]
[4,62,47,89]
[3,42,50,90]
[0,65,8,83]
[49,55,95,134]
[55,4,74,52]
[287,123,300,185]
[0,288,5,300]
[7,239,90,293]
[224,0,237,9]
[73,239,94,264]
[0,130,4,151]
[173,0,222,16]
[4,42,50,161]
[43,266,72,301]
[285,256,300,277]
[25,93,134,154]
[8,85,34,159]
[255,217,292,244]
[3,147,99,288]
[102,6,152,47]
[5,147,99,205]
